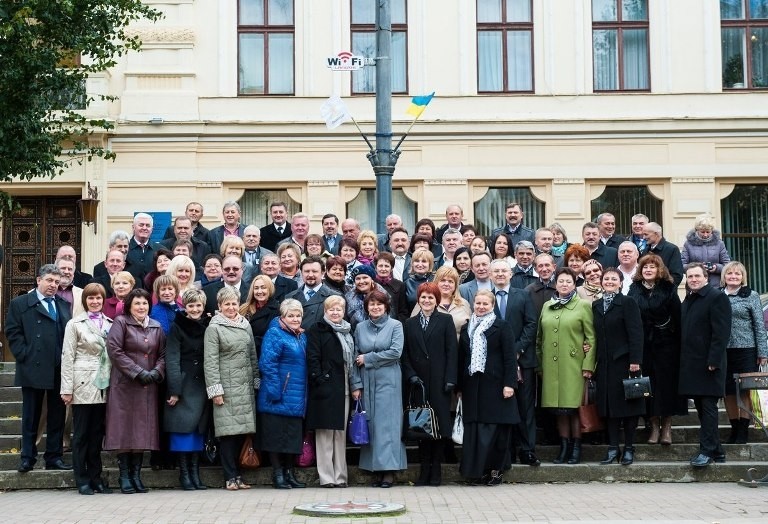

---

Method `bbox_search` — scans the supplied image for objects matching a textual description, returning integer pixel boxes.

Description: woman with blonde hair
[103,271,135,320]
[413,266,471,339]
[681,213,731,287]
[356,230,379,267]
[166,255,196,296]
[404,248,435,311]
[577,259,603,303]
[240,275,280,358]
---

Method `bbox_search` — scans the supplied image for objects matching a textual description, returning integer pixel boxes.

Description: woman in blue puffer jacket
[257,299,308,489]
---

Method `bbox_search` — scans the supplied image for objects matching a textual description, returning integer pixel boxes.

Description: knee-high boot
[188,453,207,490]
[553,438,570,464]
[567,439,582,464]
[116,453,135,494]
[130,452,148,493]
[177,453,195,491]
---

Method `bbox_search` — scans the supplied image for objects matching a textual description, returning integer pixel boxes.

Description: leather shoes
[45,459,73,470]
[91,480,113,494]
[78,485,95,495]
[690,453,713,467]
[712,451,727,464]
[521,452,541,467]
[17,460,33,473]
[379,481,393,488]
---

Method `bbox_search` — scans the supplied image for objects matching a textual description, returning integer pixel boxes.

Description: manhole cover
[293,501,406,517]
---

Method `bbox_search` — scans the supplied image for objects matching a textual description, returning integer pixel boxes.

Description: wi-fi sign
[337,51,353,63]
[326,51,367,71]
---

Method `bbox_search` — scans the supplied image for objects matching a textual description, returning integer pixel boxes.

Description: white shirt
[620,265,637,295]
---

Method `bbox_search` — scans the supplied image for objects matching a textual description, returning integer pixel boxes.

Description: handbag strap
[408,381,428,408]
[582,379,590,406]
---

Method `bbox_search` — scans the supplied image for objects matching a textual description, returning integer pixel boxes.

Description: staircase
[0,361,766,490]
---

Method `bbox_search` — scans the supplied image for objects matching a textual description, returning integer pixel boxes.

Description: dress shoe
[90,480,113,494]
[17,460,34,473]
[320,483,336,488]
[712,451,727,463]
[380,481,393,488]
[486,471,503,486]
[335,482,348,488]
[690,453,713,467]
[521,452,541,467]
[45,459,73,470]
[78,485,95,495]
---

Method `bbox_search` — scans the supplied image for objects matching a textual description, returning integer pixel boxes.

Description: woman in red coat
[105,289,166,494]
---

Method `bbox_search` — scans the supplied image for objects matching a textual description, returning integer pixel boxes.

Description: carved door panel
[1,197,81,361]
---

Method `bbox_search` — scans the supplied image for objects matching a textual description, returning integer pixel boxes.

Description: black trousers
[71,404,106,487]
[515,367,538,453]
[21,382,65,465]
[219,434,245,481]
[693,396,723,456]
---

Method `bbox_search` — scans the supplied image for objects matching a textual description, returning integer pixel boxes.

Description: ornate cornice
[124,27,195,44]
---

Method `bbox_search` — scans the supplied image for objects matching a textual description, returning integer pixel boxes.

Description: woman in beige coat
[204,287,260,491]
[60,283,113,495]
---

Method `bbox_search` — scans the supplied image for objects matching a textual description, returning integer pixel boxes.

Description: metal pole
[368,0,397,235]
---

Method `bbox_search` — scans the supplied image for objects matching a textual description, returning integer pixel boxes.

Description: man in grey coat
[285,256,341,329]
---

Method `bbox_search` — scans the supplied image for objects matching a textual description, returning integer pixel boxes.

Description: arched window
[590,185,662,235]
[473,187,544,237]
[346,188,417,233]
[721,184,768,293]
[238,189,301,227]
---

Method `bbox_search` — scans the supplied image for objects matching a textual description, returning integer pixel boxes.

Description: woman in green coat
[536,267,596,465]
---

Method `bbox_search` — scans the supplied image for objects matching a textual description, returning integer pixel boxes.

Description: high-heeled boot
[620,446,635,465]
[736,418,751,444]
[553,438,570,464]
[130,452,148,493]
[567,439,582,464]
[659,417,673,445]
[177,453,195,491]
[284,467,306,488]
[600,446,620,464]
[272,467,291,489]
[727,418,739,444]
[116,453,135,494]
[188,453,207,490]
[647,417,660,444]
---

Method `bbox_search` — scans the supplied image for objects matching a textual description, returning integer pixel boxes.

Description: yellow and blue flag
[406,92,435,117]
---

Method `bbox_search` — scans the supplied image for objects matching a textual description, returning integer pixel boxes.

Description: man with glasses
[203,255,249,315]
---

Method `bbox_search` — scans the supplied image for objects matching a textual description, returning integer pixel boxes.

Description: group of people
[5,199,767,494]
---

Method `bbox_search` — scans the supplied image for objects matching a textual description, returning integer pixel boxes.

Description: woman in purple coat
[105,289,166,494]
[680,214,730,288]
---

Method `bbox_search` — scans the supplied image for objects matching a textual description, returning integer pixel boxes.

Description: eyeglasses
[584,269,601,276]
[222,267,242,273]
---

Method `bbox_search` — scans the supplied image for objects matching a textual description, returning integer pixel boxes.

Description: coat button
[553,356,558,361]
[553,342,558,347]
[555,316,559,319]
[193,360,199,365]
[553,328,558,333]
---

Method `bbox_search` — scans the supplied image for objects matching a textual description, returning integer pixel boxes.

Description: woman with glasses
[577,259,604,303]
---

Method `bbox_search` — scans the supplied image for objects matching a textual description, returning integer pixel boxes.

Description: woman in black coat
[240,275,281,358]
[457,289,519,486]
[163,288,211,490]
[402,282,458,487]
[627,254,686,445]
[306,295,355,488]
[592,269,644,466]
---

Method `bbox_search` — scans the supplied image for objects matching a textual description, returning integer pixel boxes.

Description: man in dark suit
[126,212,162,286]
[642,222,684,287]
[435,204,465,244]
[582,222,619,269]
[459,252,493,309]
[525,253,557,316]
[259,201,292,252]
[203,255,250,316]
[388,227,411,281]
[321,213,343,255]
[376,214,403,252]
[596,213,625,250]
[259,253,298,302]
[285,256,341,329]
[511,240,538,290]
[160,216,211,269]
[56,245,92,289]
[207,201,246,256]
[490,259,540,466]
[5,264,73,472]
[680,263,732,467]
[162,202,210,244]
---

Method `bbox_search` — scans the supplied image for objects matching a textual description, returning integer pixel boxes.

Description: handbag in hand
[348,398,370,445]
[403,382,440,441]
[452,397,464,445]
[239,434,261,469]
[623,372,652,400]
[578,379,605,433]
[295,432,316,467]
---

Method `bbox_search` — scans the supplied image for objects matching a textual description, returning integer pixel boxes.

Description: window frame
[350,0,409,95]
[591,0,651,92]
[721,1,768,90]
[476,0,535,94]
[237,0,296,96]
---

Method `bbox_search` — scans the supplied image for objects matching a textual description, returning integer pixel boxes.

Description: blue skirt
[169,432,204,452]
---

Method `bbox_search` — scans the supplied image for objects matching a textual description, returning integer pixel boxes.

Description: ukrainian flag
[406,92,435,117]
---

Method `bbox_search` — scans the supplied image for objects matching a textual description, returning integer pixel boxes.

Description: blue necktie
[44,297,57,321]
[496,290,507,320]
[307,289,316,301]
[327,236,335,250]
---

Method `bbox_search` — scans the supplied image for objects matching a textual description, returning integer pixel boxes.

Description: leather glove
[148,369,163,383]
[409,375,423,385]
[444,383,455,393]
[136,370,153,385]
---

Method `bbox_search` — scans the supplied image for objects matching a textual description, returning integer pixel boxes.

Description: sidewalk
[1,482,766,523]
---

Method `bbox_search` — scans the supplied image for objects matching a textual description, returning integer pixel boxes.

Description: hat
[351,265,376,280]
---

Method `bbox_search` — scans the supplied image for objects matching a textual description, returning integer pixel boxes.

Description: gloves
[148,369,163,383]
[444,383,455,393]
[136,370,153,385]
[409,375,423,385]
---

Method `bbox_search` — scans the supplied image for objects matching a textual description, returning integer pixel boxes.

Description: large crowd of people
[4,200,768,493]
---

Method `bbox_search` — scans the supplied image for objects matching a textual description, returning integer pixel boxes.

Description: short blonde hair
[475,289,496,306]
[166,255,196,288]
[323,295,346,311]
[694,213,716,232]
[110,271,135,289]
[410,248,435,275]
[720,261,748,287]
[216,286,240,306]
[182,288,207,307]
[220,236,245,257]
[433,266,463,305]
[357,230,379,253]
[280,298,304,317]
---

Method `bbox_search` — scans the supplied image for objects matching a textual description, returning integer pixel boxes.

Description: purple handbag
[348,398,370,445]
[295,432,316,467]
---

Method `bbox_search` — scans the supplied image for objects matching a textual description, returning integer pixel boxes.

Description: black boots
[188,453,207,490]
[727,418,739,444]
[553,438,571,464]
[130,452,148,493]
[117,453,135,494]
[600,446,620,464]
[567,439,582,464]
[429,442,443,486]
[177,453,195,491]
[736,418,750,444]
[284,467,306,488]
[620,446,635,465]
[272,467,291,489]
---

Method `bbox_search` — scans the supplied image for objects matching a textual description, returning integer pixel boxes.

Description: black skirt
[257,412,303,454]
[725,347,759,395]
[459,422,511,479]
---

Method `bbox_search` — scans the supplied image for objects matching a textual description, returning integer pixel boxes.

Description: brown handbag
[578,379,605,433]
[239,435,261,469]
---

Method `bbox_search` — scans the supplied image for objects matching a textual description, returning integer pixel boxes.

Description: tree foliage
[0,0,161,215]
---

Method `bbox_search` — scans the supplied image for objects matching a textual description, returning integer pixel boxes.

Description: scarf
[581,282,603,301]
[88,312,103,330]
[551,242,567,257]
[376,275,393,285]
[211,312,249,329]
[325,315,355,374]
[602,291,617,312]
[468,312,496,375]
[279,317,305,336]
[549,289,577,309]
[356,254,375,266]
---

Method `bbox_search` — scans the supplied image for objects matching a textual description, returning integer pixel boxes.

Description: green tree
[0,0,161,215]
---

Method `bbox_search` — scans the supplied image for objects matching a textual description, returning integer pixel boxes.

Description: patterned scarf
[549,289,577,309]
[602,291,617,312]
[468,312,496,375]
[551,243,567,257]
[325,315,355,374]
[581,282,603,301]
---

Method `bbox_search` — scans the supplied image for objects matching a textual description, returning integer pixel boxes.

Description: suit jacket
[493,287,538,368]
[644,237,684,287]
[207,224,246,256]
[272,274,299,303]
[160,236,211,268]
[125,238,162,284]
[5,293,72,389]
[459,279,494,310]
[259,223,292,253]
[163,223,210,244]
[285,284,341,329]
[321,234,344,255]
[203,281,250,316]
[525,279,557,316]
[604,235,625,250]
[73,270,93,289]
[588,242,619,269]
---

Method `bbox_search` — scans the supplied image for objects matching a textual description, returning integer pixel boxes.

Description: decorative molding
[124,27,196,44]
[425,179,467,186]
[671,177,714,184]
[196,182,222,188]
[553,178,585,185]
[719,183,736,200]
[308,180,338,187]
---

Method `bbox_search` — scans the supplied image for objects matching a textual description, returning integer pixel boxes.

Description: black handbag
[623,372,652,400]
[403,382,440,441]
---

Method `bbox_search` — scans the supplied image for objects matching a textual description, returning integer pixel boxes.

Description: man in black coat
[525,254,558,316]
[642,222,684,287]
[490,260,539,466]
[596,212,625,250]
[259,201,292,253]
[160,217,211,269]
[162,202,210,244]
[5,264,73,472]
[126,212,162,285]
[55,245,92,289]
[203,256,250,316]
[582,222,619,269]
[680,263,732,467]
[321,213,344,255]
[259,253,298,303]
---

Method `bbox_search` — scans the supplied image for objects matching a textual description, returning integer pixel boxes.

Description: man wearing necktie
[5,264,73,472]
[321,213,343,255]
[285,256,341,329]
